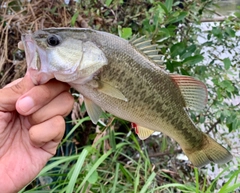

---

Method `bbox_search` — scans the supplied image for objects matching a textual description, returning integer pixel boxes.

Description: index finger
[0,74,35,111]
[16,79,70,115]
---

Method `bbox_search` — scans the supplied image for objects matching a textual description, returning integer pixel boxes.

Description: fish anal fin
[131,123,154,140]
[170,74,208,111]
[183,134,233,168]
[84,97,103,124]
[98,81,128,102]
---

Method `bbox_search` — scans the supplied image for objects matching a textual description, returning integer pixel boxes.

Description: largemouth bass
[21,28,232,167]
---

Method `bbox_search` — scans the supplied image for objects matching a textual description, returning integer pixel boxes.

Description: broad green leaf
[165,0,173,12]
[234,11,240,18]
[168,11,188,24]
[219,80,234,92]
[105,0,113,6]
[157,28,170,42]
[87,170,98,184]
[121,28,132,39]
[159,2,169,14]
[225,27,235,37]
[232,118,240,130]
[223,58,231,70]
[170,42,186,57]
[183,55,204,65]
[180,45,196,60]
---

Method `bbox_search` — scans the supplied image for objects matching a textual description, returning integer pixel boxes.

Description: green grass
[20,117,240,192]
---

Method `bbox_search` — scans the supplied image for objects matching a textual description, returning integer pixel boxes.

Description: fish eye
[47,35,61,46]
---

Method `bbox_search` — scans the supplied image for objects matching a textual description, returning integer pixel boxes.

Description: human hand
[0,73,74,192]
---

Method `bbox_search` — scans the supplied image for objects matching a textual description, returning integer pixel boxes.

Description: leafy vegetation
[0,0,239,192]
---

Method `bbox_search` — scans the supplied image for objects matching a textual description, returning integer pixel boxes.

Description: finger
[28,91,74,125]
[29,116,65,155]
[16,79,70,115]
[3,78,23,88]
[0,74,34,111]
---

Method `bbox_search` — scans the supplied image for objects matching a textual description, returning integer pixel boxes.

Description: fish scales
[75,30,203,149]
[21,27,233,167]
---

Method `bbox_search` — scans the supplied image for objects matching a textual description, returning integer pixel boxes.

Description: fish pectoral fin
[170,74,208,111]
[183,134,233,168]
[84,97,103,124]
[131,123,154,140]
[98,81,128,102]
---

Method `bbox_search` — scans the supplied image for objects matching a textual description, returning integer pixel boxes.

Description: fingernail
[17,96,34,113]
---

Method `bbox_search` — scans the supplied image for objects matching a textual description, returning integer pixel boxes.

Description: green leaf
[121,28,132,39]
[71,11,79,27]
[87,170,98,184]
[109,128,116,150]
[223,58,231,70]
[139,172,156,193]
[157,28,170,42]
[232,118,240,130]
[180,44,196,60]
[105,0,113,6]
[219,80,234,92]
[199,115,205,123]
[67,148,89,193]
[170,42,186,57]
[183,55,204,65]
[165,0,173,12]
[234,11,240,18]
[168,11,188,24]
[225,27,235,37]
[159,2,169,14]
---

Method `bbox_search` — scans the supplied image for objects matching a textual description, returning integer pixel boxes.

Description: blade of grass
[194,167,199,193]
[139,172,156,193]
[61,117,90,145]
[66,147,90,193]
[134,158,141,193]
[76,143,128,192]
[38,155,79,176]
[112,162,120,193]
[219,169,240,193]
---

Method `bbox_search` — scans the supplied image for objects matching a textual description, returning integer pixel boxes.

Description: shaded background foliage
[0,0,240,192]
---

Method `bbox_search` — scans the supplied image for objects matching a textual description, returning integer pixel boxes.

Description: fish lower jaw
[27,68,55,85]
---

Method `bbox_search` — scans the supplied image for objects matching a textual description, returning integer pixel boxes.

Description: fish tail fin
[184,134,233,168]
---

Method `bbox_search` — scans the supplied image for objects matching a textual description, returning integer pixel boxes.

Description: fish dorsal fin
[84,97,103,124]
[129,35,164,66]
[98,81,128,102]
[170,74,208,111]
[131,123,155,140]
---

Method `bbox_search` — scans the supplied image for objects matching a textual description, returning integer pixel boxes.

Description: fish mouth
[22,32,54,85]
[27,68,54,85]
[21,32,39,70]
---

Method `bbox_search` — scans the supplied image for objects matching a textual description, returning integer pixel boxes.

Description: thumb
[0,73,35,111]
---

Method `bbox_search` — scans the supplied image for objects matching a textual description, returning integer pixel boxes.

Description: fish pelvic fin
[184,134,233,168]
[84,97,103,124]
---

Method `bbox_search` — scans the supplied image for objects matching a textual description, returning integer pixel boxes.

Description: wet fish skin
[22,28,233,167]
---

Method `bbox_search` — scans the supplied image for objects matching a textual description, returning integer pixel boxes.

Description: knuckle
[52,116,65,128]
[10,82,24,95]
[38,85,52,101]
